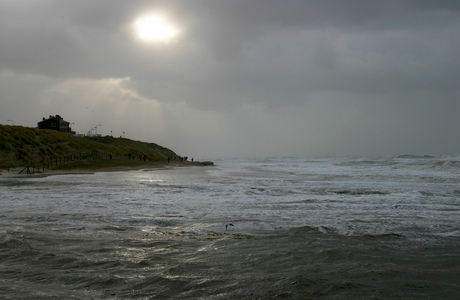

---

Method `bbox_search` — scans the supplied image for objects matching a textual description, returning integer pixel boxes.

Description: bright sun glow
[135,15,178,42]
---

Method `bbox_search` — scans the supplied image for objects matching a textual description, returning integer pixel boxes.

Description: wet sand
[0,160,211,178]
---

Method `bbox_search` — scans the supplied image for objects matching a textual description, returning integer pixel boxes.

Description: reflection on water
[0,156,459,298]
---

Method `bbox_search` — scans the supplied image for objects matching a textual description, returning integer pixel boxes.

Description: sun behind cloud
[134,14,178,43]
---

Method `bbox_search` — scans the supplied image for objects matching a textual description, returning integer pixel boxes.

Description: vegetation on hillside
[0,125,176,169]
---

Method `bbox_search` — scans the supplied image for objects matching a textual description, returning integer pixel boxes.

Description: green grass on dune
[0,125,176,169]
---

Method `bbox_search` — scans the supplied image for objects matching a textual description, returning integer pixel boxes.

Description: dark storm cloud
[1,0,459,157]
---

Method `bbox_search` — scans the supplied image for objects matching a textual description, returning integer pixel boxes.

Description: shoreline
[0,160,213,179]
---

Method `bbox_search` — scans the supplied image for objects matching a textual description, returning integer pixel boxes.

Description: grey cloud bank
[1,0,459,159]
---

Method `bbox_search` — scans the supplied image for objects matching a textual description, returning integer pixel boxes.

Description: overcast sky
[1,0,459,159]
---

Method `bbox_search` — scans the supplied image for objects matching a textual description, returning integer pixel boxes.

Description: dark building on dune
[37,115,72,133]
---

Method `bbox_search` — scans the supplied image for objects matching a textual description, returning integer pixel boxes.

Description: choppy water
[1,155,459,299]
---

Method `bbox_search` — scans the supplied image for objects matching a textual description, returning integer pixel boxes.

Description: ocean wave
[331,189,390,196]
[397,154,435,159]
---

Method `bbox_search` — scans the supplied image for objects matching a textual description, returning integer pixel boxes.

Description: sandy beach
[0,159,211,179]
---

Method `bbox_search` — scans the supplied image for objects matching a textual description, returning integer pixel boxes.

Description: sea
[0,155,459,299]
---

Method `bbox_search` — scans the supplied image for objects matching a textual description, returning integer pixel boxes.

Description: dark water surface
[1,156,459,298]
[1,224,459,299]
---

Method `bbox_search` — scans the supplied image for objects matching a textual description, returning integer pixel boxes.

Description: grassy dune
[0,125,177,170]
